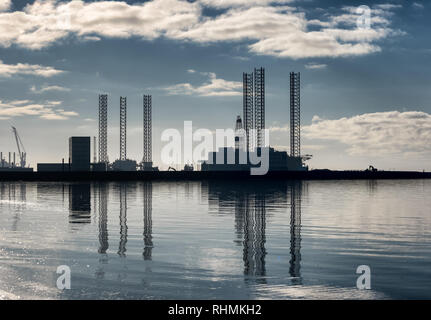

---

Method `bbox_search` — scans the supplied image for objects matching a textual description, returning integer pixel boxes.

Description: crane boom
[11,126,26,168]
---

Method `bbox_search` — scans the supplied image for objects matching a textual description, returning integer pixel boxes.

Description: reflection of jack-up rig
[207,180,303,285]
[143,182,153,261]
[289,183,302,285]
[96,183,109,279]
[118,184,128,257]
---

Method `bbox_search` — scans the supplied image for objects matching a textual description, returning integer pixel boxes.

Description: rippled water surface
[0,180,430,299]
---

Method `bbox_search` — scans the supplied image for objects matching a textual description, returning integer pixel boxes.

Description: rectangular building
[69,137,90,171]
[37,163,65,172]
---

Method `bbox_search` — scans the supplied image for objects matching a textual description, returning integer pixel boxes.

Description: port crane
[11,126,26,168]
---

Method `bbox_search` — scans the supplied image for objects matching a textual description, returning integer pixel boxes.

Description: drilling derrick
[243,72,254,151]
[254,67,265,148]
[120,97,127,161]
[290,72,301,158]
[143,95,152,170]
[98,94,108,163]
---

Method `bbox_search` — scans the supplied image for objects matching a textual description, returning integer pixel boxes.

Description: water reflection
[68,184,91,224]
[118,183,128,257]
[98,183,109,254]
[63,180,302,284]
[205,181,303,284]
[2,180,431,299]
[289,183,302,284]
[0,182,27,231]
[142,182,153,260]
[96,182,109,279]
[242,192,267,282]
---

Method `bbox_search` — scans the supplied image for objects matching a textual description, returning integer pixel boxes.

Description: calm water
[0,180,430,300]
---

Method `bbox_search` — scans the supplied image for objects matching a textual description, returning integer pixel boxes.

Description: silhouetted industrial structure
[142,95,152,170]
[69,137,91,171]
[12,126,26,168]
[120,96,127,161]
[243,72,254,151]
[290,72,301,158]
[93,136,97,163]
[235,115,244,150]
[243,67,265,151]
[254,68,265,148]
[98,94,108,164]
[113,97,137,171]
[0,127,33,172]
[26,68,314,174]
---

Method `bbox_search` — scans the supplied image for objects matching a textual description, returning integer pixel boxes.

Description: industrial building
[201,147,307,172]
[30,68,308,174]
[202,69,308,172]
[37,163,66,172]
[69,137,91,171]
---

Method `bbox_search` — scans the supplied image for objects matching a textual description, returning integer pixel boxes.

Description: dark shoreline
[0,170,430,181]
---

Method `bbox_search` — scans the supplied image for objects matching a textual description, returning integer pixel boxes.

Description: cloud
[0,60,64,77]
[412,2,424,9]
[0,0,11,12]
[305,63,327,70]
[0,0,403,59]
[269,125,289,132]
[162,71,242,97]
[30,85,71,94]
[302,111,431,156]
[0,0,200,49]
[171,4,401,59]
[0,99,78,120]
[198,0,292,8]
[373,4,402,11]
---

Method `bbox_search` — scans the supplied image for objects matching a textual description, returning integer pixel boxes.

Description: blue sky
[0,0,430,170]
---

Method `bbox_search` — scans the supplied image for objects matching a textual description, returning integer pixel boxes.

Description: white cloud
[0,0,200,49]
[0,60,64,77]
[0,0,11,12]
[373,4,402,11]
[0,99,78,120]
[269,125,289,132]
[305,63,327,70]
[303,111,431,156]
[162,71,242,97]
[171,5,400,59]
[0,0,403,59]
[412,2,424,9]
[30,85,71,94]
[198,0,292,8]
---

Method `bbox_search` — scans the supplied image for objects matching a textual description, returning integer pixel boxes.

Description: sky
[0,0,430,171]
